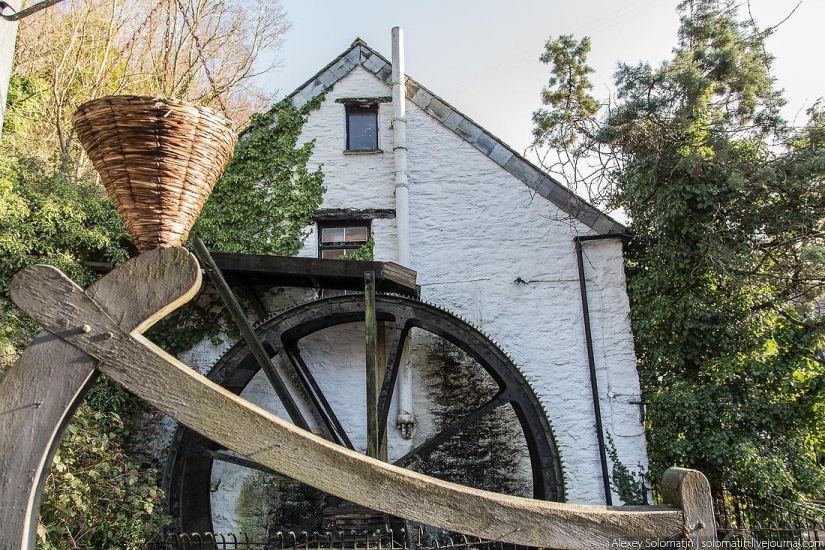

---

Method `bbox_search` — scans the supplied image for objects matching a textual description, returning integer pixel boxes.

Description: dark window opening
[346,106,378,151]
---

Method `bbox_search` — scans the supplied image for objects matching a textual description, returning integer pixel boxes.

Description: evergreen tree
[532,0,825,505]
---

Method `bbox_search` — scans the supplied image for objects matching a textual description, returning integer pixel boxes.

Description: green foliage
[38,398,168,549]
[0,156,130,362]
[339,236,375,261]
[150,94,326,353]
[532,35,599,149]
[191,95,326,255]
[605,433,647,505]
[532,0,825,506]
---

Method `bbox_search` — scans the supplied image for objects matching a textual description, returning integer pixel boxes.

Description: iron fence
[718,493,825,547]
[147,527,539,550]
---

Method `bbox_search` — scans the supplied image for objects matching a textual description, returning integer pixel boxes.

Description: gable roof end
[285,39,625,236]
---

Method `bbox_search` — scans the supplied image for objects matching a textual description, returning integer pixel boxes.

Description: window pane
[321,227,345,243]
[322,249,348,259]
[345,226,368,242]
[348,111,377,151]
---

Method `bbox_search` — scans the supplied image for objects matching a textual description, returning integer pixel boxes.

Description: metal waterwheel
[165,292,566,534]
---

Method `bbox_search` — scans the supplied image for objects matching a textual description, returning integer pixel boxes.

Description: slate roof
[283,38,626,235]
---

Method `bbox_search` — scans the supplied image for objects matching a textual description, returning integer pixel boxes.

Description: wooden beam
[365,271,378,459]
[10,263,688,549]
[312,208,396,221]
[211,253,418,297]
[376,321,388,461]
[192,239,310,431]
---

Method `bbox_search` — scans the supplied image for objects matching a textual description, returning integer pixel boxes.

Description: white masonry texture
[202,62,648,528]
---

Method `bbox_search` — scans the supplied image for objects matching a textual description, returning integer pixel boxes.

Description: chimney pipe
[391,26,410,268]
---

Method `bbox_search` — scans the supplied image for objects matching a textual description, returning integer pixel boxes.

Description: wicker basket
[73,95,237,252]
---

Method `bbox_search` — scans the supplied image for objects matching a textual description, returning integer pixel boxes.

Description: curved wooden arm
[0,247,201,550]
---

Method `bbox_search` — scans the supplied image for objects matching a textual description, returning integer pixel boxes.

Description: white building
[165,35,648,537]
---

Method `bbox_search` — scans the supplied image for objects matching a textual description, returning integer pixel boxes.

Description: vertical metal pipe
[574,236,613,505]
[391,26,409,268]
[392,26,415,439]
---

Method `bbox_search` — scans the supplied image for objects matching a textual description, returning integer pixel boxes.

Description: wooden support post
[365,271,379,459]
[376,321,388,461]
[661,467,717,546]
[192,238,310,431]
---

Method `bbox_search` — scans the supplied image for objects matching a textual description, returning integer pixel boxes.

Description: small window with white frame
[318,222,371,259]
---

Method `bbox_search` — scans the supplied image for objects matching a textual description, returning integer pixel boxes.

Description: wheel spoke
[282,343,354,450]
[377,318,411,443]
[168,294,564,533]
[203,449,279,476]
[393,394,509,468]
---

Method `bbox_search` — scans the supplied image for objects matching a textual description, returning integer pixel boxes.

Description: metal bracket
[1,0,65,21]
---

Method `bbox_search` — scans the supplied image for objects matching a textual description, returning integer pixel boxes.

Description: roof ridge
[279,39,625,235]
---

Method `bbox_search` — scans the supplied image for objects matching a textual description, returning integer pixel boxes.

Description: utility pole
[0,1,21,139]
[0,0,66,138]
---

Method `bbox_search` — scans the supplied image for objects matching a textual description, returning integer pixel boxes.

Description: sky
[261,0,825,156]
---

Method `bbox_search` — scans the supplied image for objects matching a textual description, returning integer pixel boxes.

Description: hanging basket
[73,95,237,252]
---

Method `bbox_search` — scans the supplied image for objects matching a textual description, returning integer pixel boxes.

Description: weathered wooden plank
[312,208,396,221]
[10,264,686,549]
[193,238,310,431]
[0,247,201,550]
[376,321,388,461]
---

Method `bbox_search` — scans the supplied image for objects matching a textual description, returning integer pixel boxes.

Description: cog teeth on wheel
[186,289,566,506]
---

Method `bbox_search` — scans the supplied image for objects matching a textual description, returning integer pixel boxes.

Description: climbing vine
[605,433,647,505]
[149,93,327,354]
[190,94,326,254]
[339,236,375,261]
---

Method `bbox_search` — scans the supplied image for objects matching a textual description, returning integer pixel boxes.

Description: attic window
[346,105,378,151]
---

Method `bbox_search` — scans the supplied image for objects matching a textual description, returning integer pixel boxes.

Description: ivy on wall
[149,93,327,354]
[191,94,326,254]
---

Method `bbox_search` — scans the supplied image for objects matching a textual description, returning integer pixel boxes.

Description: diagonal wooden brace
[7,258,692,549]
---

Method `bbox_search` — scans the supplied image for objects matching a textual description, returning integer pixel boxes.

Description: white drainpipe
[391,26,416,439]
[392,26,410,266]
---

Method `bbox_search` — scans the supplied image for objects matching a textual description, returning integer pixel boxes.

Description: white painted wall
[298,65,647,501]
[199,64,648,531]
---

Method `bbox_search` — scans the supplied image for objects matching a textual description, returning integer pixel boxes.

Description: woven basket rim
[73,95,235,130]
